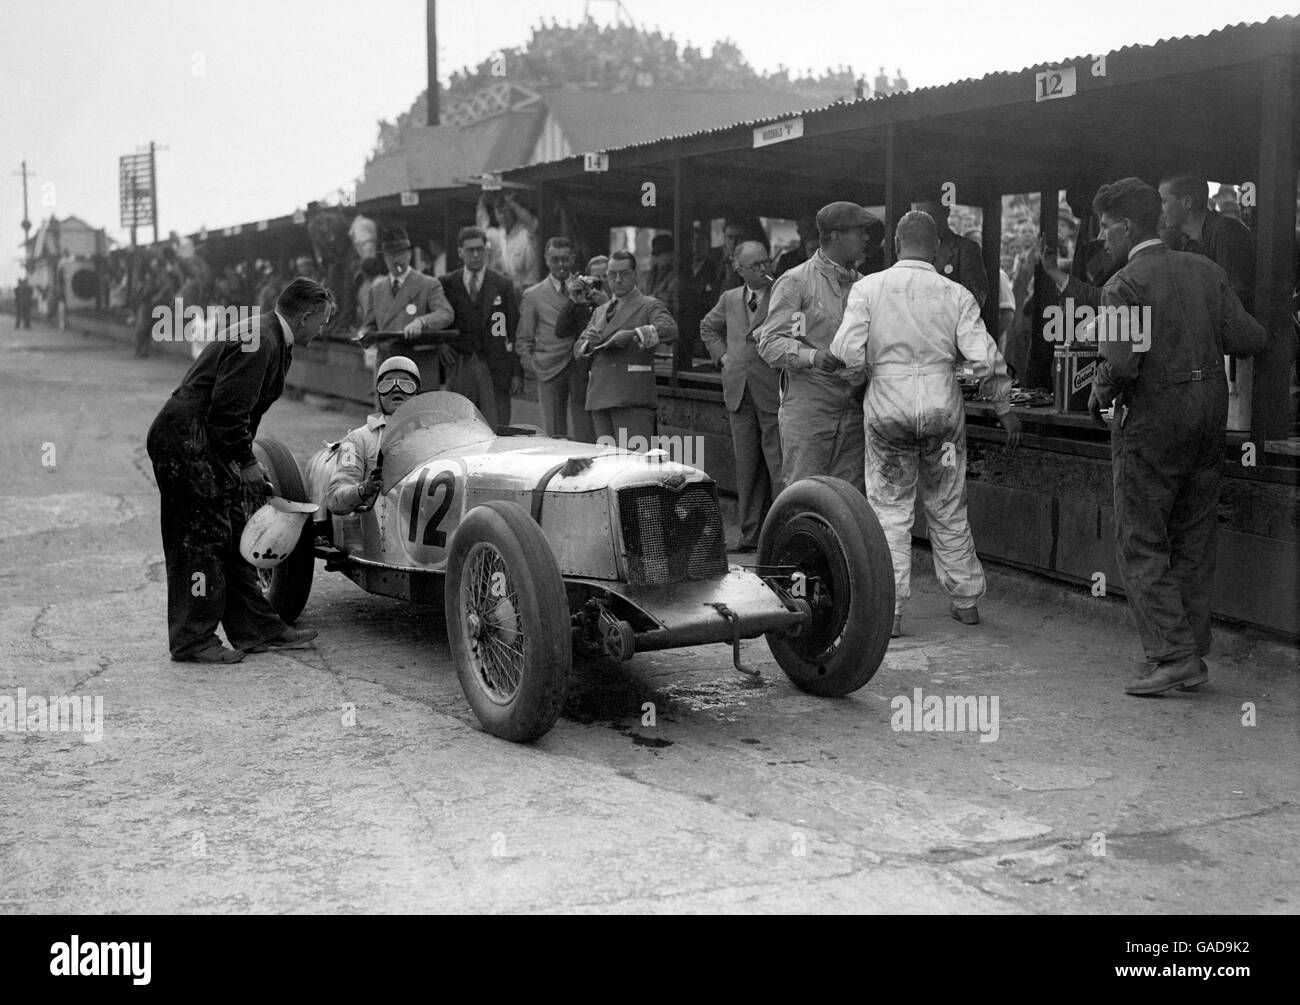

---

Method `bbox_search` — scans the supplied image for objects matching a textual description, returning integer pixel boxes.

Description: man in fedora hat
[359,226,454,353]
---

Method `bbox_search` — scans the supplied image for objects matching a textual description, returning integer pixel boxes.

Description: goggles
[377,376,418,395]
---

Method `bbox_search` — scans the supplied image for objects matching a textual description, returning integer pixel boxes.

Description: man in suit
[359,227,455,374]
[575,250,678,446]
[914,199,988,308]
[701,241,783,552]
[677,228,722,370]
[518,237,583,437]
[440,226,521,428]
[1080,178,1266,695]
[774,215,818,279]
[146,278,334,663]
[554,255,609,443]
[640,234,678,304]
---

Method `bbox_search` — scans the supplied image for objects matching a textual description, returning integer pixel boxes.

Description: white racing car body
[254,391,894,742]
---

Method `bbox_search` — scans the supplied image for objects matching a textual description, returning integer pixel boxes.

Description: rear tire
[445,501,571,742]
[252,437,315,624]
[759,476,894,697]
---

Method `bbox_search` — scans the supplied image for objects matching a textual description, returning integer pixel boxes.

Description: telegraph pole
[426,0,439,125]
[149,141,162,245]
[14,161,34,269]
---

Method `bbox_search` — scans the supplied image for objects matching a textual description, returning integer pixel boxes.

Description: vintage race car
[252,390,895,742]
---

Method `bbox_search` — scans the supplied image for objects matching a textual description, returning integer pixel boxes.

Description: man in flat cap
[757,200,876,493]
[359,227,455,351]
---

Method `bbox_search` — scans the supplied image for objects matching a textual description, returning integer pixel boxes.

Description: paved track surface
[1,321,1296,913]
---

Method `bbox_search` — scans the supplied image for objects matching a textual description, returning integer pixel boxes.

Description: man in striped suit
[518,237,585,437]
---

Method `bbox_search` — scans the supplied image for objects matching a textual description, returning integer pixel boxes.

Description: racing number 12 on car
[406,466,457,549]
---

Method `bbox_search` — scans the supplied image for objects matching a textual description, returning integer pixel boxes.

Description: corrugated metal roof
[540,87,833,154]
[502,14,1298,171]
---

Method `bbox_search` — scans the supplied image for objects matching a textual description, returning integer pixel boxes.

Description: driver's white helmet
[240,497,319,568]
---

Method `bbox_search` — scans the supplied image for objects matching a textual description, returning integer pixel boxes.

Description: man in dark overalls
[146,278,335,663]
[1083,178,1266,695]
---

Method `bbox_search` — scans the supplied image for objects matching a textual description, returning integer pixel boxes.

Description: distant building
[358,83,835,200]
[23,216,111,313]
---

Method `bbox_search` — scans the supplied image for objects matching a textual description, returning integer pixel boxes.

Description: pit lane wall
[911,434,1299,639]
[73,312,1298,638]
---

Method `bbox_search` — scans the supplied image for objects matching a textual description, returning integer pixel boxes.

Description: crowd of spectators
[375,18,908,156]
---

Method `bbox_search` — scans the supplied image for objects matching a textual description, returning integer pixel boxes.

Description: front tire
[759,476,894,697]
[445,501,571,742]
[251,437,315,624]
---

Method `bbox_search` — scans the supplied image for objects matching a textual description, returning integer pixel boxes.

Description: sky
[1,0,1294,286]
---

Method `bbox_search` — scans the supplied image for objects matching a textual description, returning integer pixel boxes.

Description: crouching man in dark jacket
[146,278,335,663]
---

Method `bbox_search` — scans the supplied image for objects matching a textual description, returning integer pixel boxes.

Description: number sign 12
[406,467,456,548]
[1035,66,1077,102]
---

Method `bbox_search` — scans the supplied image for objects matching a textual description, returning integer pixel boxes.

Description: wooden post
[671,155,686,388]
[1249,54,1298,442]
[1024,182,1060,393]
[883,123,900,267]
[425,0,439,126]
[442,196,455,273]
[244,233,257,307]
[980,187,1003,337]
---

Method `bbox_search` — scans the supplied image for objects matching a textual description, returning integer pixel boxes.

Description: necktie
[390,276,400,296]
[748,291,758,314]
[468,273,480,301]
[606,298,618,324]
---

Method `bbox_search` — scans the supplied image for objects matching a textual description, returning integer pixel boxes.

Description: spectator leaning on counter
[701,241,783,552]
[440,226,522,428]
[830,211,1020,639]
[757,201,875,494]
[146,278,334,664]
[575,250,677,446]
[358,227,455,371]
[1077,178,1266,696]
[1157,174,1256,312]
[518,237,584,438]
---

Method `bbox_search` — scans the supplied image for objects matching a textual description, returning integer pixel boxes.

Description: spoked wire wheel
[460,542,525,704]
[444,501,571,742]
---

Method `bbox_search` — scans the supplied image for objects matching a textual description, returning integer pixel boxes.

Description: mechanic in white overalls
[830,211,1021,637]
[326,356,421,515]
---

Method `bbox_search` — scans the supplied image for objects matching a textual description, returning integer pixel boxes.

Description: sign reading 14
[405,465,457,547]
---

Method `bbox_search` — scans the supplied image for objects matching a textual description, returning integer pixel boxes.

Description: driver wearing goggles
[326,355,422,514]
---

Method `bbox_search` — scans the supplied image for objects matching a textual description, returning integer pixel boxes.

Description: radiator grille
[617,482,728,586]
